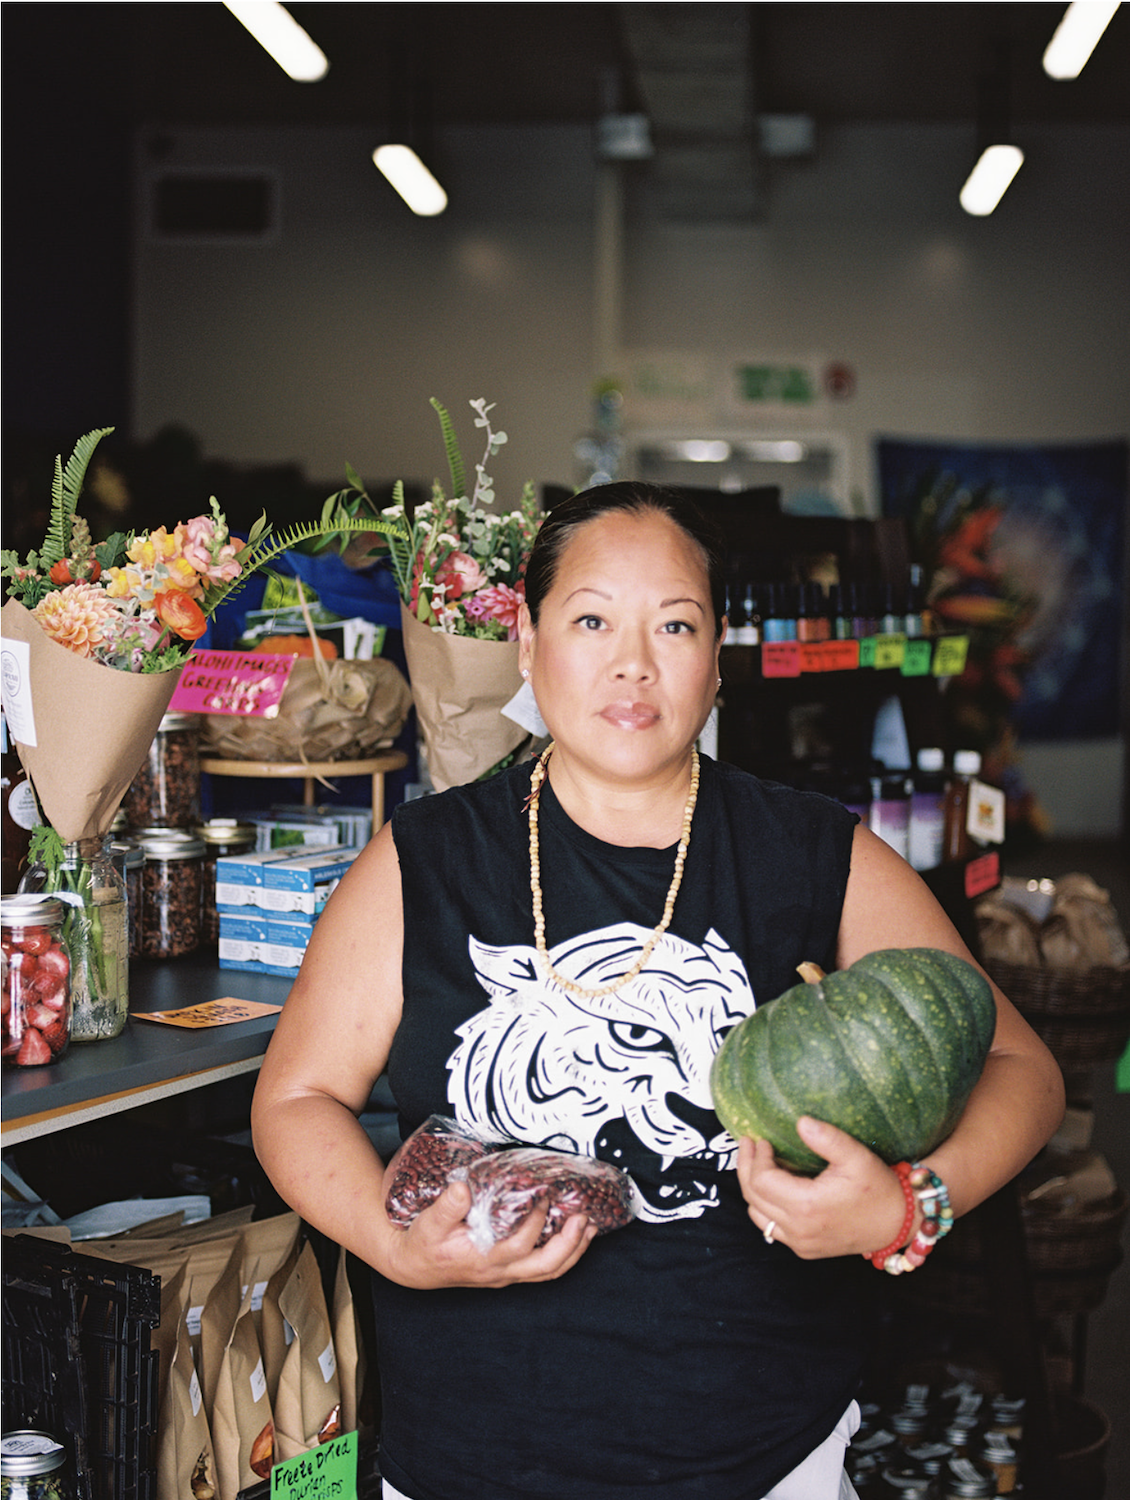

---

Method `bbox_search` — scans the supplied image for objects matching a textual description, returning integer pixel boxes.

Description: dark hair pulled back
[524,481,727,639]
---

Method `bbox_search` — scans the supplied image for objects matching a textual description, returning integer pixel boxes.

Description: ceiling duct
[617,2,763,221]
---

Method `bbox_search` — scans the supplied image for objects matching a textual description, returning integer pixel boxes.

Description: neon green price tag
[901,639,933,677]
[932,635,970,677]
[872,634,906,670]
[271,1431,358,1498]
[857,636,877,669]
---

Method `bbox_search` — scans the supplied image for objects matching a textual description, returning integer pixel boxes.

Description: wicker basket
[984,958,1130,1066]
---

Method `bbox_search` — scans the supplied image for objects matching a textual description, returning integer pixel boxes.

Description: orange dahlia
[32,581,122,658]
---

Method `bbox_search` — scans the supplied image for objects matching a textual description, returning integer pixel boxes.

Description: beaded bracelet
[873,1162,954,1276]
[866,1161,917,1270]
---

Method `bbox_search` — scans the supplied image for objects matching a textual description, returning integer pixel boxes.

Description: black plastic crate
[2,1233,160,1500]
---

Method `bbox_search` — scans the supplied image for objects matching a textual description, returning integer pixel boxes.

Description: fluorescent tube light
[1043,1,1121,79]
[223,1,329,82]
[372,145,448,216]
[959,144,1024,216]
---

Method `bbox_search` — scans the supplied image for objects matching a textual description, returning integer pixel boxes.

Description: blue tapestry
[877,439,1127,741]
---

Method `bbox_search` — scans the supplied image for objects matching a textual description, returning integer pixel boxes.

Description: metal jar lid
[137,832,206,861]
[196,819,257,848]
[109,839,145,870]
[0,894,65,927]
[0,1430,67,1476]
[156,712,200,734]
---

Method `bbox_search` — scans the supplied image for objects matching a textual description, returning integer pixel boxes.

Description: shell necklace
[528,742,700,998]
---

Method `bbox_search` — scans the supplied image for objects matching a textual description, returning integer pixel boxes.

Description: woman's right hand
[379,1180,598,1289]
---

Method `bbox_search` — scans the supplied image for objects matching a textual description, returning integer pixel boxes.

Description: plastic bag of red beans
[384,1114,639,1250]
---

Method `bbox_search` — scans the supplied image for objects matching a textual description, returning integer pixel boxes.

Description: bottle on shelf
[942,749,983,863]
[869,764,912,862]
[909,747,948,872]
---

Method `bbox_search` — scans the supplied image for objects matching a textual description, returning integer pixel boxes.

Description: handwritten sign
[760,641,801,678]
[872,634,906,671]
[271,1431,358,1499]
[133,998,283,1029]
[932,635,970,678]
[900,639,934,677]
[170,650,297,717]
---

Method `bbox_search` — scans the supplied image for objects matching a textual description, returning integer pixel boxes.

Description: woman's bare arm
[251,822,595,1287]
[736,824,1065,1258]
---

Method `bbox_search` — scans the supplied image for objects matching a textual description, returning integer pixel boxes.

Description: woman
[252,482,1063,1500]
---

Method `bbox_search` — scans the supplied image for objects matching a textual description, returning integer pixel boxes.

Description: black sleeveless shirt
[378,755,874,1499]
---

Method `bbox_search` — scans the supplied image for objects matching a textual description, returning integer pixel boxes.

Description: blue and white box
[261,847,362,916]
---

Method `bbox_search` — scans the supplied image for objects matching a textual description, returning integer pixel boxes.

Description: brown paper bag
[237,1210,301,1342]
[259,1241,302,1405]
[157,1264,218,1500]
[1,597,180,840]
[332,1243,366,1437]
[399,602,527,791]
[198,657,411,763]
[274,1240,343,1462]
[211,1279,275,1500]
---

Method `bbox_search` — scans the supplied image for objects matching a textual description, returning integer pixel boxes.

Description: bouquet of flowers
[324,399,544,790]
[1,425,397,845]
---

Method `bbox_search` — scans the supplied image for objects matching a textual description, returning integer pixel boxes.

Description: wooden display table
[201,749,407,827]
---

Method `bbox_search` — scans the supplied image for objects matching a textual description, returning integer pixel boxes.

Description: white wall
[131,119,1130,835]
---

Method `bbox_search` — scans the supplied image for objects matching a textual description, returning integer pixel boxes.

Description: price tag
[271,1431,358,1498]
[932,635,970,677]
[761,641,801,678]
[819,639,860,672]
[857,636,877,669]
[872,634,906,671]
[170,648,297,717]
[901,639,933,677]
[798,642,826,673]
[964,851,1001,899]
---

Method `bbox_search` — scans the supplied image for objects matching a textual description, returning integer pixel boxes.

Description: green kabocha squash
[709,947,996,1175]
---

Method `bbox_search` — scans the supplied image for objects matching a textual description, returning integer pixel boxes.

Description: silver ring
[763,1220,777,1245]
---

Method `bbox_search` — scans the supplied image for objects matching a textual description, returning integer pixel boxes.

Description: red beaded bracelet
[866,1160,917,1270]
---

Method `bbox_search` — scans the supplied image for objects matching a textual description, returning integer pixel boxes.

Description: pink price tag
[169,649,298,717]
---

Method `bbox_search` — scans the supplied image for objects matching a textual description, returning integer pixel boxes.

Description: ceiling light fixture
[372,145,448,216]
[1042,1,1121,79]
[960,143,1025,216]
[223,0,328,82]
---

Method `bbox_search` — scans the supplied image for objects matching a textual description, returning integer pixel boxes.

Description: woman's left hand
[736,1117,910,1260]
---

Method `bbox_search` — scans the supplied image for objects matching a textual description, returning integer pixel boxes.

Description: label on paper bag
[169,649,297,717]
[0,637,37,745]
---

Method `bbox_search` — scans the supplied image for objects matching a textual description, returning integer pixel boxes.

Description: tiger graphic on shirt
[445,924,756,1222]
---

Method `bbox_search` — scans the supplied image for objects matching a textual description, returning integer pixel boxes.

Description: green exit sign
[736,365,817,404]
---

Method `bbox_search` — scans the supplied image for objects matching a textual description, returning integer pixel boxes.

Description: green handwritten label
[736,365,816,404]
[901,639,933,677]
[873,634,906,671]
[857,636,877,669]
[271,1431,358,1499]
[932,635,970,677]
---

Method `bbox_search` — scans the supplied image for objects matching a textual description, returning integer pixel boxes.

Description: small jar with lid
[940,1455,998,1499]
[122,712,201,829]
[196,820,257,947]
[976,1429,1018,1494]
[137,830,206,958]
[878,1464,940,1499]
[0,1430,73,1500]
[1,896,71,1067]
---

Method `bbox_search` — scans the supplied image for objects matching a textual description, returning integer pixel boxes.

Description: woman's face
[518,508,724,785]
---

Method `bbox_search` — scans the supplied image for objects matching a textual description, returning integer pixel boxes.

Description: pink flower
[467,581,524,640]
[178,515,245,586]
[435,550,487,601]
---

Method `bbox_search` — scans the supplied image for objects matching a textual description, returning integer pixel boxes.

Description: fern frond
[203,516,406,614]
[42,427,114,566]
[429,398,466,500]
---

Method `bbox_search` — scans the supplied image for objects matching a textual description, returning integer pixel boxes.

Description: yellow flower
[32,582,121,658]
[105,565,142,598]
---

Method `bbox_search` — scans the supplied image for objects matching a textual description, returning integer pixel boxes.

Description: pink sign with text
[169,649,297,717]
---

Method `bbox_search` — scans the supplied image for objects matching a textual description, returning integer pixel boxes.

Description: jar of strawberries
[1,894,72,1067]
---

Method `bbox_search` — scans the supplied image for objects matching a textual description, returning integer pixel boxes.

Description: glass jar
[196,820,257,947]
[109,840,145,960]
[138,831,205,958]
[1,895,71,1067]
[0,1430,73,1500]
[940,1455,998,1499]
[121,712,201,829]
[18,838,128,1042]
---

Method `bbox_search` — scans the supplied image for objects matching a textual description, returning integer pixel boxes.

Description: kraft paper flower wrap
[1,426,400,842]
[324,398,542,791]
